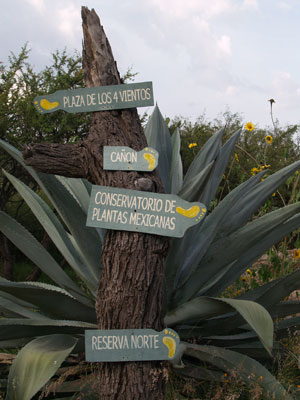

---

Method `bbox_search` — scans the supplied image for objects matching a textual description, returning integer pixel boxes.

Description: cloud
[242,0,258,10]
[192,16,210,33]
[25,0,45,14]
[270,71,300,113]
[56,4,81,43]
[217,35,232,57]
[277,1,292,11]
[149,0,235,19]
[215,85,240,103]
[272,71,295,95]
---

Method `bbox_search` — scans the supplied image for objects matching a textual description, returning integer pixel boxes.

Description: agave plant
[1,105,300,399]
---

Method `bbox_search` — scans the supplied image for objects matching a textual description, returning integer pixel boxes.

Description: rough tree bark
[23,7,169,400]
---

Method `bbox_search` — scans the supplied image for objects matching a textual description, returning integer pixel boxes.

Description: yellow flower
[272,192,276,197]
[251,165,271,176]
[294,249,300,260]
[245,122,255,131]
[241,277,247,282]
[251,167,259,175]
[234,153,239,162]
[265,135,273,144]
[246,268,253,276]
[188,143,197,149]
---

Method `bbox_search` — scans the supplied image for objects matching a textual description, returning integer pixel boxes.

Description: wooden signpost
[85,328,180,362]
[103,146,159,171]
[23,7,200,400]
[87,185,206,237]
[33,81,154,114]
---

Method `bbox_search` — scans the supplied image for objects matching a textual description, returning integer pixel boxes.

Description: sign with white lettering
[85,328,180,362]
[103,146,158,171]
[86,186,207,238]
[33,82,154,114]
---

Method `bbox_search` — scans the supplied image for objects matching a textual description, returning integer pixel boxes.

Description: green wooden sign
[85,328,180,362]
[33,81,154,114]
[86,186,207,238]
[103,146,158,171]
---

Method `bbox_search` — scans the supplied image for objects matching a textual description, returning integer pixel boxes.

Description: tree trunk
[81,9,169,399]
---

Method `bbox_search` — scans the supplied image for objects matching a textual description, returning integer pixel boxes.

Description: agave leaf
[198,267,300,337]
[170,128,183,194]
[0,319,96,342]
[238,279,284,302]
[274,316,300,339]
[47,398,75,400]
[81,177,93,195]
[0,339,34,349]
[234,265,300,316]
[228,342,283,360]
[0,211,91,306]
[218,159,300,238]
[178,162,214,202]
[0,139,39,182]
[0,326,83,343]
[3,170,97,291]
[38,175,101,282]
[0,139,101,279]
[6,334,78,400]
[171,129,241,288]
[165,297,273,356]
[176,202,300,305]
[201,331,258,345]
[0,282,39,308]
[0,281,96,322]
[176,361,225,382]
[56,175,91,213]
[268,301,300,319]
[183,127,224,185]
[0,319,96,329]
[144,105,172,192]
[0,293,49,320]
[183,344,292,399]
[57,175,106,242]
[205,213,300,296]
[165,297,230,326]
[169,161,300,304]
[46,375,99,398]
[174,325,208,339]
[249,267,300,309]
[200,129,242,206]
[0,139,59,215]
[165,171,265,307]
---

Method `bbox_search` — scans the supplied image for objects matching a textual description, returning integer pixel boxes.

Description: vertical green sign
[85,328,180,362]
[86,185,207,238]
[34,81,154,114]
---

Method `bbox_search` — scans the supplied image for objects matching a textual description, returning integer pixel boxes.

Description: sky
[1,0,300,129]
